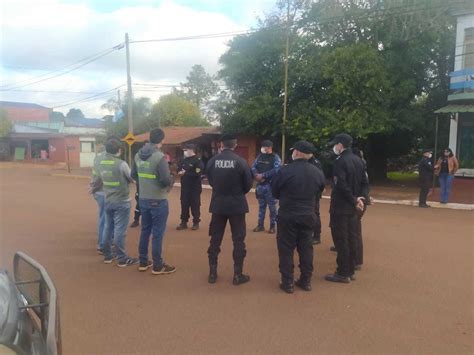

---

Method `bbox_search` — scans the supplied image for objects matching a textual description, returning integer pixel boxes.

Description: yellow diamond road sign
[122,132,136,146]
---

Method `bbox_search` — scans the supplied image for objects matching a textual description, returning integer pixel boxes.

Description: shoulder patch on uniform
[196,168,201,173]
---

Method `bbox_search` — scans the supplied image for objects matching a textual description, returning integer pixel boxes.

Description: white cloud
[0,0,273,117]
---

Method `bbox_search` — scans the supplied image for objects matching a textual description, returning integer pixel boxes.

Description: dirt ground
[0,165,472,355]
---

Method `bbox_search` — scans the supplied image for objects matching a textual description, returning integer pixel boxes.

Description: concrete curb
[50,174,474,211]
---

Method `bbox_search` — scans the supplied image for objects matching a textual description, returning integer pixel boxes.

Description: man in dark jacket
[176,144,204,230]
[325,133,369,284]
[271,141,325,293]
[418,149,434,208]
[205,134,253,285]
[308,154,324,245]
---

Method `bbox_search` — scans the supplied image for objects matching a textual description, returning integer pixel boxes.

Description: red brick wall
[48,137,80,167]
[236,135,257,166]
[3,106,50,122]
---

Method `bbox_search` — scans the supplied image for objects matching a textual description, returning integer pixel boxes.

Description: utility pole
[125,33,133,166]
[281,0,290,164]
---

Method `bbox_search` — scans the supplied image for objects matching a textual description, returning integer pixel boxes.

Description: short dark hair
[222,139,237,149]
[150,128,165,144]
[105,138,121,155]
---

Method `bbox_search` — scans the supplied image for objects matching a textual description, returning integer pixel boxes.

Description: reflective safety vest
[97,153,130,203]
[92,152,105,192]
[135,150,168,200]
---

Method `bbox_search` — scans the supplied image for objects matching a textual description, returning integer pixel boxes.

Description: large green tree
[147,93,209,128]
[218,0,456,180]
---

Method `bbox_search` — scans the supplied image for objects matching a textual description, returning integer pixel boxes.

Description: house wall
[454,14,474,71]
[2,106,50,123]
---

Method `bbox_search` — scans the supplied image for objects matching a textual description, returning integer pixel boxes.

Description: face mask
[291,151,297,161]
[260,147,267,154]
[428,153,432,159]
[183,150,191,158]
[333,145,341,155]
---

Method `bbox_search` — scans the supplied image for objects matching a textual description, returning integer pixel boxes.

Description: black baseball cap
[291,140,315,154]
[422,148,433,153]
[328,133,353,147]
[220,133,237,142]
[261,140,273,147]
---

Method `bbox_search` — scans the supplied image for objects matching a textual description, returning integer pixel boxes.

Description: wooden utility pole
[125,33,134,166]
[281,0,290,164]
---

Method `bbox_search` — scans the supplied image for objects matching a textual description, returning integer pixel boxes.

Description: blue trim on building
[450,68,474,77]
[450,81,474,90]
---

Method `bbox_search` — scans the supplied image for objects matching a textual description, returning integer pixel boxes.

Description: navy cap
[220,133,237,141]
[261,140,273,148]
[422,148,433,153]
[328,133,353,147]
[291,140,315,154]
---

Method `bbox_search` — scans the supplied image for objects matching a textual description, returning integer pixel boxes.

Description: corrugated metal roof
[434,105,474,113]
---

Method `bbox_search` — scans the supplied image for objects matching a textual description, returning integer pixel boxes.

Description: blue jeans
[139,199,169,267]
[93,192,106,249]
[103,201,131,262]
[256,184,277,228]
[439,173,454,203]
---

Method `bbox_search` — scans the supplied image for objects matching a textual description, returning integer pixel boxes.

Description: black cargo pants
[330,212,358,277]
[208,214,247,273]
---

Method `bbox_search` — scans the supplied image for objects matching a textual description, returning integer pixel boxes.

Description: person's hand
[356,197,365,211]
[255,174,264,182]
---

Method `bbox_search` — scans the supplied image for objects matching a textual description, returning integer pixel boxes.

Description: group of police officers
[91,128,369,293]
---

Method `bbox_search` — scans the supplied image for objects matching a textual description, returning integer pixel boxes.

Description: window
[464,27,474,69]
[80,141,95,153]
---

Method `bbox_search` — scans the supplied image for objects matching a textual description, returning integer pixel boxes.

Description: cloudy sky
[0,0,277,117]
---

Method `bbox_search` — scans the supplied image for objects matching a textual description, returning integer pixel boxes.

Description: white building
[436,4,474,176]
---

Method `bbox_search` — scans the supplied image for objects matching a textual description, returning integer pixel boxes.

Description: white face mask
[291,151,297,161]
[333,145,341,155]
[427,153,432,159]
[183,150,193,158]
[260,147,267,154]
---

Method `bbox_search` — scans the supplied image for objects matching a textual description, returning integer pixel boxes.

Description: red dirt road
[0,165,472,355]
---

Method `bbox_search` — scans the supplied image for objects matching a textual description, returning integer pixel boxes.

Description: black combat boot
[295,278,312,291]
[208,264,218,284]
[232,265,250,285]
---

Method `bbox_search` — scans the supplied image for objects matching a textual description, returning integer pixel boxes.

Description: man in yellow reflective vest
[91,137,138,267]
[132,128,176,275]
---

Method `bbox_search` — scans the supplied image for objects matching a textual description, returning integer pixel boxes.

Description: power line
[130,30,251,44]
[1,89,113,94]
[0,44,124,91]
[51,85,125,109]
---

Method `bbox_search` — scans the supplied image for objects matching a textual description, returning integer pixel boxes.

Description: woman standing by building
[434,148,459,204]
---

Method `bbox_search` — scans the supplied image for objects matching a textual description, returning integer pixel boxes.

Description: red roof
[135,126,220,144]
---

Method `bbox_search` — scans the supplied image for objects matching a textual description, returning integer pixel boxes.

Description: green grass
[387,171,418,183]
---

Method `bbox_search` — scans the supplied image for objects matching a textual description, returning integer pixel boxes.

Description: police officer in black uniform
[418,148,434,208]
[325,133,369,284]
[176,144,205,230]
[271,141,325,293]
[205,134,253,285]
[308,153,324,245]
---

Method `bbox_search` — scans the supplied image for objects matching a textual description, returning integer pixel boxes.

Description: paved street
[0,165,472,355]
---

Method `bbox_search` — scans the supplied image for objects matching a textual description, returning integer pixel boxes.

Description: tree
[148,93,209,127]
[0,108,13,137]
[179,65,219,107]
[66,108,85,120]
[49,111,65,122]
[217,0,456,180]
[101,95,153,137]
